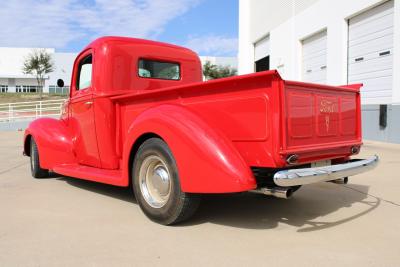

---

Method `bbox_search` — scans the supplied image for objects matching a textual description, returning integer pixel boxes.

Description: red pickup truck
[24,37,378,225]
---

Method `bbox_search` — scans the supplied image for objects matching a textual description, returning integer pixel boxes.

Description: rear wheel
[30,138,49,178]
[132,138,200,225]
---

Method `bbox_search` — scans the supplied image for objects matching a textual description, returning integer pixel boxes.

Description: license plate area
[311,160,331,168]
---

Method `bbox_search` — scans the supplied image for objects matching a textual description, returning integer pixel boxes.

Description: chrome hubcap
[139,155,171,208]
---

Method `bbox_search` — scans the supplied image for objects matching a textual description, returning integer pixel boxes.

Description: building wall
[47,52,77,88]
[0,47,75,93]
[239,0,319,74]
[362,105,400,143]
[15,78,37,86]
[239,0,399,102]
[239,0,399,143]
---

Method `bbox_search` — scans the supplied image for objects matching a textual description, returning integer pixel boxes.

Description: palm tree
[23,49,54,99]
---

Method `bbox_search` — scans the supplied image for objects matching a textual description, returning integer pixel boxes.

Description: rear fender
[24,118,75,170]
[122,104,256,193]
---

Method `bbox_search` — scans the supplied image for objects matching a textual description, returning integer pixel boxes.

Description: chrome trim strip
[273,155,379,187]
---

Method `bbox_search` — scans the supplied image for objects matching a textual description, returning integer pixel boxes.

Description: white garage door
[254,35,270,62]
[254,35,270,72]
[348,0,394,104]
[302,30,327,84]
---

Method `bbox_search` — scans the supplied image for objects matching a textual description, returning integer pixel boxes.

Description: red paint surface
[24,37,363,193]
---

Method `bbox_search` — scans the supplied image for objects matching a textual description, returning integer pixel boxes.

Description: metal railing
[0,99,65,122]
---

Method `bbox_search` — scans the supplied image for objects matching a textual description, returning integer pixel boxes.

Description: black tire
[30,138,49,178]
[132,138,200,225]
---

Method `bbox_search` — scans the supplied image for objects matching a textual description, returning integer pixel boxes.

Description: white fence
[0,99,65,122]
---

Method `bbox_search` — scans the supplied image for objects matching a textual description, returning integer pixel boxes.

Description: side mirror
[57,79,65,88]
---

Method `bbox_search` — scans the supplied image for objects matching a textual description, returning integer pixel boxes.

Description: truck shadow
[53,174,137,204]
[187,183,380,232]
[54,174,379,232]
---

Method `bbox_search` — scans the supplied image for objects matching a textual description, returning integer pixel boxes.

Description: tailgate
[282,81,361,156]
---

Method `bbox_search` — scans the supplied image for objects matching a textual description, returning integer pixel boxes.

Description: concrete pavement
[0,131,399,266]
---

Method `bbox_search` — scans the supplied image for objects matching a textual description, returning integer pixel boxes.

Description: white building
[0,47,76,94]
[47,52,77,94]
[0,47,236,95]
[239,0,399,143]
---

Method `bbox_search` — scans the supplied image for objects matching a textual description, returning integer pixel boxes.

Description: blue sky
[0,0,238,56]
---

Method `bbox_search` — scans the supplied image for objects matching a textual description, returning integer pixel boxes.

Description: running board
[53,164,125,186]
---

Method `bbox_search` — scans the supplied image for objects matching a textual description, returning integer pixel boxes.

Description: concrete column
[326,19,348,86]
[392,0,400,104]
[238,0,254,74]
[7,78,16,93]
[43,76,50,93]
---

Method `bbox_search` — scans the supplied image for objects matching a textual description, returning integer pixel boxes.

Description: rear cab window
[138,59,180,80]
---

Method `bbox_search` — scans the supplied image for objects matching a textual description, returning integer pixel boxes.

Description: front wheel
[132,138,200,225]
[30,138,49,178]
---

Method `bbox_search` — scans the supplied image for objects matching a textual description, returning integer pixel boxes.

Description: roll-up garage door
[348,0,394,104]
[302,30,327,83]
[254,36,270,72]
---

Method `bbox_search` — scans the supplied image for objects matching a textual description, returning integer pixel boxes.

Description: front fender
[24,118,75,169]
[123,104,256,193]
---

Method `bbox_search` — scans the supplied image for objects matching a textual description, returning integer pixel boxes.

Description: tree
[202,61,237,80]
[22,49,54,99]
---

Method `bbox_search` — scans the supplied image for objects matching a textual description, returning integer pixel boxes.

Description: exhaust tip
[250,187,294,199]
[286,154,299,165]
[285,188,294,199]
[351,146,360,154]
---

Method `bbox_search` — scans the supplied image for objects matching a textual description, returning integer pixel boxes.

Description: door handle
[85,101,93,106]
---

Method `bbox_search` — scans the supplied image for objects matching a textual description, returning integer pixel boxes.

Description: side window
[138,59,180,80]
[77,54,92,90]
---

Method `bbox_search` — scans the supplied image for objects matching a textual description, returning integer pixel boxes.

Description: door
[69,52,101,168]
[254,35,270,72]
[348,0,394,105]
[302,30,327,83]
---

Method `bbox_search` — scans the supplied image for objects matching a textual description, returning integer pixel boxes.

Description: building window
[0,85,8,93]
[16,85,39,93]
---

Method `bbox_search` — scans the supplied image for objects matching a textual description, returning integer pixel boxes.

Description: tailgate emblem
[320,100,336,132]
[325,115,330,132]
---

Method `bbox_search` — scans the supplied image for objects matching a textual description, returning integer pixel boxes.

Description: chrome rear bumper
[273,155,379,187]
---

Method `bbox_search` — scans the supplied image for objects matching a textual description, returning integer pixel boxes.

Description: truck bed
[110,70,361,168]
